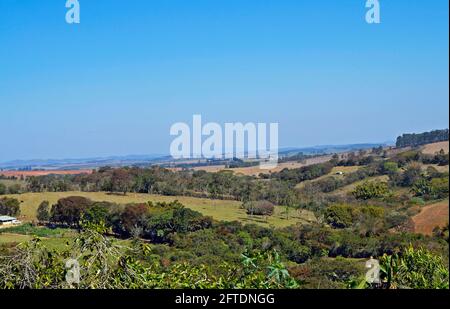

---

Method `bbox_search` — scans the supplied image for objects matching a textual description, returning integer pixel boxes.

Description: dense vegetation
[0,138,449,289]
[396,129,449,148]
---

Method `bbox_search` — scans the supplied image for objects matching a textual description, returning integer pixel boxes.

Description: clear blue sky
[0,0,448,162]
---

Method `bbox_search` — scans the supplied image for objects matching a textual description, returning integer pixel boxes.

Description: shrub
[50,196,93,226]
[243,201,275,216]
[37,201,50,222]
[0,183,6,195]
[325,204,384,229]
[325,204,354,228]
[0,197,20,216]
[119,203,150,236]
[352,181,389,200]
[380,246,449,289]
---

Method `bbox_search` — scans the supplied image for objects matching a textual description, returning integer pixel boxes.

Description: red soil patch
[0,170,93,177]
[412,200,449,235]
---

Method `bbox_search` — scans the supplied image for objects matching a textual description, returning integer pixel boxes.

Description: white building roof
[0,216,17,222]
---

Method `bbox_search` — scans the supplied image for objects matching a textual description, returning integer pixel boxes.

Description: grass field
[0,233,32,244]
[421,141,449,155]
[422,164,449,173]
[5,191,316,228]
[332,175,390,195]
[295,166,362,189]
[412,199,449,235]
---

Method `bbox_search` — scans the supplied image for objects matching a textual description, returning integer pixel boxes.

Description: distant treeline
[396,129,449,148]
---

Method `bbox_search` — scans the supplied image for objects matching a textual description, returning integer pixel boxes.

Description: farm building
[0,216,21,226]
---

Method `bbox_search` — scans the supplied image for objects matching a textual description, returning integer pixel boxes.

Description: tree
[243,201,275,216]
[352,181,389,200]
[50,196,93,227]
[0,197,20,216]
[0,183,6,195]
[111,169,133,195]
[396,129,449,148]
[382,161,398,175]
[401,162,423,186]
[7,184,21,194]
[36,201,50,222]
[119,203,150,236]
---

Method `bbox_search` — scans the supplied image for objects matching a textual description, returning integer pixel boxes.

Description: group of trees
[324,204,384,231]
[23,164,332,207]
[0,197,20,217]
[391,149,449,167]
[396,129,449,148]
[242,200,275,216]
[39,196,213,243]
[269,162,334,184]
[0,182,21,195]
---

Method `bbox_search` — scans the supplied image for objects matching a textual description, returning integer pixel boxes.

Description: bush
[352,181,389,200]
[325,204,384,229]
[119,203,150,236]
[50,196,93,226]
[0,183,6,195]
[243,201,275,216]
[325,204,354,228]
[0,197,20,216]
[380,246,449,289]
[430,177,449,199]
[37,201,50,222]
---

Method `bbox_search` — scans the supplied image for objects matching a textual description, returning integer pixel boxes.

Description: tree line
[396,129,449,148]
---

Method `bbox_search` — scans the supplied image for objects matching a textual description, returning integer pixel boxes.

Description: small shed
[0,216,21,226]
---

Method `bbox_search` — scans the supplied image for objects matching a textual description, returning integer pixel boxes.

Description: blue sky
[0,0,448,161]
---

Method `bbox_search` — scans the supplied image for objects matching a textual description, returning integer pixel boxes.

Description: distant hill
[279,142,392,157]
[0,143,392,171]
[0,154,169,171]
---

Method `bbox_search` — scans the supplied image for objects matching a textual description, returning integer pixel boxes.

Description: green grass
[296,166,362,189]
[0,223,69,238]
[5,191,316,228]
[0,233,32,244]
[333,175,390,195]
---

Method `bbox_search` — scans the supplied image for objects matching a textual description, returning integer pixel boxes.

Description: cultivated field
[412,199,449,235]
[5,191,316,228]
[421,141,449,155]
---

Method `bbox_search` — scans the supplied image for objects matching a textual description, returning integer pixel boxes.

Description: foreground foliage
[0,226,298,289]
